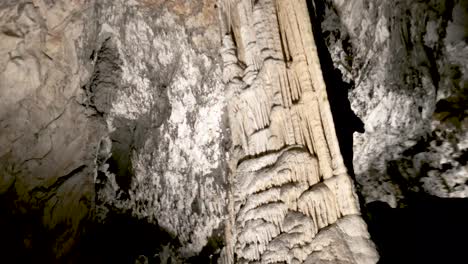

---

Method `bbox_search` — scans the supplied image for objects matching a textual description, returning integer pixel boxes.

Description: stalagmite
[220,0,378,263]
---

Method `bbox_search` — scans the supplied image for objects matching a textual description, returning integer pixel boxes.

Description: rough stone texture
[219,0,378,263]
[0,0,227,262]
[0,0,379,262]
[0,0,101,261]
[92,0,228,259]
[314,0,468,207]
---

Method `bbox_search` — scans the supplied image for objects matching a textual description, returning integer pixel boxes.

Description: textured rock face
[91,0,227,258]
[314,0,468,207]
[218,0,377,263]
[0,0,100,261]
[0,0,227,262]
[8,0,460,262]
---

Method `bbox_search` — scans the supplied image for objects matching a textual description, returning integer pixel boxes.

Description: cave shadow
[366,193,468,264]
[75,210,180,264]
[0,185,58,263]
[75,209,223,264]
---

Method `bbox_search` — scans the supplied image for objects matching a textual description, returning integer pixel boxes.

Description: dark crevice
[29,165,87,201]
[305,5,380,260]
[0,188,57,263]
[457,149,468,166]
[306,1,365,180]
[106,119,135,194]
[423,44,441,90]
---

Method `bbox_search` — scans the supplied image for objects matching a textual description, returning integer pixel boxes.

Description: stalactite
[294,93,334,179]
[237,220,281,259]
[237,202,288,229]
[281,212,316,243]
[279,183,310,211]
[235,150,320,197]
[323,173,360,216]
[221,35,244,83]
[289,241,316,263]
[232,84,273,137]
[237,188,282,220]
[221,0,376,263]
[297,183,339,230]
[252,0,283,63]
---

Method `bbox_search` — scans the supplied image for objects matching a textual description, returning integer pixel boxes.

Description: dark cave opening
[0,189,60,263]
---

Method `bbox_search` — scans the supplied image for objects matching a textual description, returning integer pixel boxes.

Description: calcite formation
[219,0,378,263]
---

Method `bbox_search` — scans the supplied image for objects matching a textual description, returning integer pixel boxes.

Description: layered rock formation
[312,1,468,262]
[218,0,377,263]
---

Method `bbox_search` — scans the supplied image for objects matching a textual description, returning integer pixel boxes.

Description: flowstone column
[218,0,379,263]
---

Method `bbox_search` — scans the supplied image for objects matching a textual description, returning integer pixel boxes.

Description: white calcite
[93,0,228,257]
[219,0,378,263]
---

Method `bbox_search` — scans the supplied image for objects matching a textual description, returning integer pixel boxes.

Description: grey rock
[314,0,468,206]
[0,0,226,261]
[92,0,228,258]
[0,0,101,260]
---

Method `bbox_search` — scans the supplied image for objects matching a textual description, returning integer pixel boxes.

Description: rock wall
[91,0,227,259]
[310,0,468,262]
[0,1,100,261]
[314,0,468,207]
[0,0,228,262]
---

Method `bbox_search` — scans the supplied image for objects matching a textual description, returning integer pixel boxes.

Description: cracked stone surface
[0,0,102,261]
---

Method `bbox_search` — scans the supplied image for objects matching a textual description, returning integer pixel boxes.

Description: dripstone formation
[219,0,378,263]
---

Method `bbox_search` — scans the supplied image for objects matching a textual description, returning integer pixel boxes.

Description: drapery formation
[219,0,378,263]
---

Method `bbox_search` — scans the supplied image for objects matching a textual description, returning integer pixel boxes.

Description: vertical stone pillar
[219,0,379,263]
